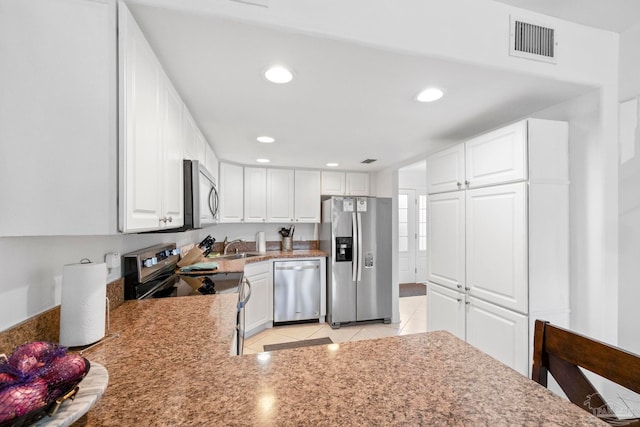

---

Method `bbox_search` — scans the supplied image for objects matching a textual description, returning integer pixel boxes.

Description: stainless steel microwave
[183,160,219,230]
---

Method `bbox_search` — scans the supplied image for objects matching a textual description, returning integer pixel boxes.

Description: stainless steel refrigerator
[320,196,392,329]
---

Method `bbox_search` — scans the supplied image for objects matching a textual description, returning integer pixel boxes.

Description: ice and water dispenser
[335,237,353,262]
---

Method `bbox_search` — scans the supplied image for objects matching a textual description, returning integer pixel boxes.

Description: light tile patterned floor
[243,295,427,354]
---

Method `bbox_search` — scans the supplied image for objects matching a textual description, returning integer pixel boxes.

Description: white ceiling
[494,0,640,33]
[128,3,594,172]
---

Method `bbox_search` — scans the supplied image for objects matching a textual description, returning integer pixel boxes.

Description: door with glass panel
[398,189,416,283]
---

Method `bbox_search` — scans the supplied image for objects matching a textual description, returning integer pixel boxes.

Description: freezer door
[356,197,392,321]
[326,197,357,325]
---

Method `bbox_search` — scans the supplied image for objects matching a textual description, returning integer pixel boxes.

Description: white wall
[618,25,640,354]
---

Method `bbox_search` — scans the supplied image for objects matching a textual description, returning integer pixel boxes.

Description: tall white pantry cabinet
[425,119,570,376]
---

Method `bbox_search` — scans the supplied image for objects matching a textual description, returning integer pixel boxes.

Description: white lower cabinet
[465,297,528,375]
[244,262,272,337]
[427,283,528,375]
[426,283,465,340]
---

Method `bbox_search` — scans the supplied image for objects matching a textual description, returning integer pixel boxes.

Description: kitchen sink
[214,252,263,261]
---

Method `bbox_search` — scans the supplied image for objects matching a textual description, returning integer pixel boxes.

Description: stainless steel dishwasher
[274,260,321,323]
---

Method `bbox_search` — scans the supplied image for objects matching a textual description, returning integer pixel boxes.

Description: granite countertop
[179,249,328,274]
[80,295,606,426]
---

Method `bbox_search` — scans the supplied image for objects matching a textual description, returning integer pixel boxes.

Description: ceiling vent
[509,15,557,64]
[228,0,269,8]
[361,159,377,164]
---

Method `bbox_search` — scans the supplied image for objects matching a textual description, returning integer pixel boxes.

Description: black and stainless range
[122,243,242,300]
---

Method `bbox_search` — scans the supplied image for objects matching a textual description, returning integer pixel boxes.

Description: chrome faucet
[223,237,245,255]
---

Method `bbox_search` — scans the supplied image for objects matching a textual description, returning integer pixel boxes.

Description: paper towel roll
[256,231,266,253]
[60,261,107,347]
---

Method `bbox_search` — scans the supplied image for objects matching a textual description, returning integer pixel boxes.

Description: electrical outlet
[105,252,121,280]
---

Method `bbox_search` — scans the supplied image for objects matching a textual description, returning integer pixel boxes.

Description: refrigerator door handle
[357,212,363,281]
[352,212,358,282]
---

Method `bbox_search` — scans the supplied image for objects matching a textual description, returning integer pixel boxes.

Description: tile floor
[243,295,427,354]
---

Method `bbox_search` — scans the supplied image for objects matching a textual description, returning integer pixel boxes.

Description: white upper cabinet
[321,171,369,196]
[267,169,295,223]
[120,2,184,232]
[244,167,267,223]
[219,162,244,223]
[426,145,465,194]
[161,78,185,229]
[464,120,527,188]
[182,109,199,161]
[321,171,346,195]
[0,0,117,236]
[346,172,370,196]
[204,143,219,182]
[294,170,321,223]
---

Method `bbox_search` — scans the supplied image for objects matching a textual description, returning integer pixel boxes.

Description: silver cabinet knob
[465,301,471,305]
[456,298,462,303]
[167,216,172,223]
[465,286,470,291]
[464,180,470,186]
[457,182,462,188]
[457,284,462,289]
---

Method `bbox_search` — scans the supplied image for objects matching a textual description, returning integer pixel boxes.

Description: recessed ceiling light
[256,158,270,163]
[326,162,339,167]
[264,66,293,84]
[416,87,444,103]
[257,136,275,143]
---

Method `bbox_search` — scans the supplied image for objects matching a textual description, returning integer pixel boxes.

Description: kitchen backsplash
[0,278,124,354]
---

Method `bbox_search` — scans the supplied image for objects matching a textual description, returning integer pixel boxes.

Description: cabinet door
[120,4,163,232]
[426,283,465,340]
[161,77,184,228]
[466,297,528,376]
[219,162,244,223]
[426,145,465,194]
[196,129,207,165]
[321,171,345,195]
[182,108,198,161]
[346,172,369,196]
[294,170,321,223]
[204,143,218,182]
[267,169,295,223]
[427,192,465,291]
[245,272,270,336]
[466,182,527,314]
[244,167,267,223]
[465,120,527,188]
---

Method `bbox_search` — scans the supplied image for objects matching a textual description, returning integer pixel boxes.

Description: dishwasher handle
[238,277,251,309]
[275,264,319,271]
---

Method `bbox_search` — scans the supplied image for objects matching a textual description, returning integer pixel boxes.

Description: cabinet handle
[456,284,462,289]
[464,180,470,187]
[465,286,470,291]
[167,216,172,223]
[456,182,462,188]
[159,217,167,224]
[456,298,462,303]
[465,301,471,305]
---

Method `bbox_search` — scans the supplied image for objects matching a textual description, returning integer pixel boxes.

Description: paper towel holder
[77,296,120,355]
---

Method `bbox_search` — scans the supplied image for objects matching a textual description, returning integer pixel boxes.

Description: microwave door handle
[213,186,219,218]
[208,186,216,217]
[352,212,358,282]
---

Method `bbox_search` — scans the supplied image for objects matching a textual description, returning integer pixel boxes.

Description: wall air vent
[361,159,377,164]
[509,16,556,64]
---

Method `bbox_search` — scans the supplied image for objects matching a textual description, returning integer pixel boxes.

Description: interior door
[398,189,416,284]
[416,191,428,283]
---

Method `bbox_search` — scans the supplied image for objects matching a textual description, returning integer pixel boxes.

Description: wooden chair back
[532,320,640,425]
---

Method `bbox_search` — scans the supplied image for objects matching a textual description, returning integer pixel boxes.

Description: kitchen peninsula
[79,294,606,426]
